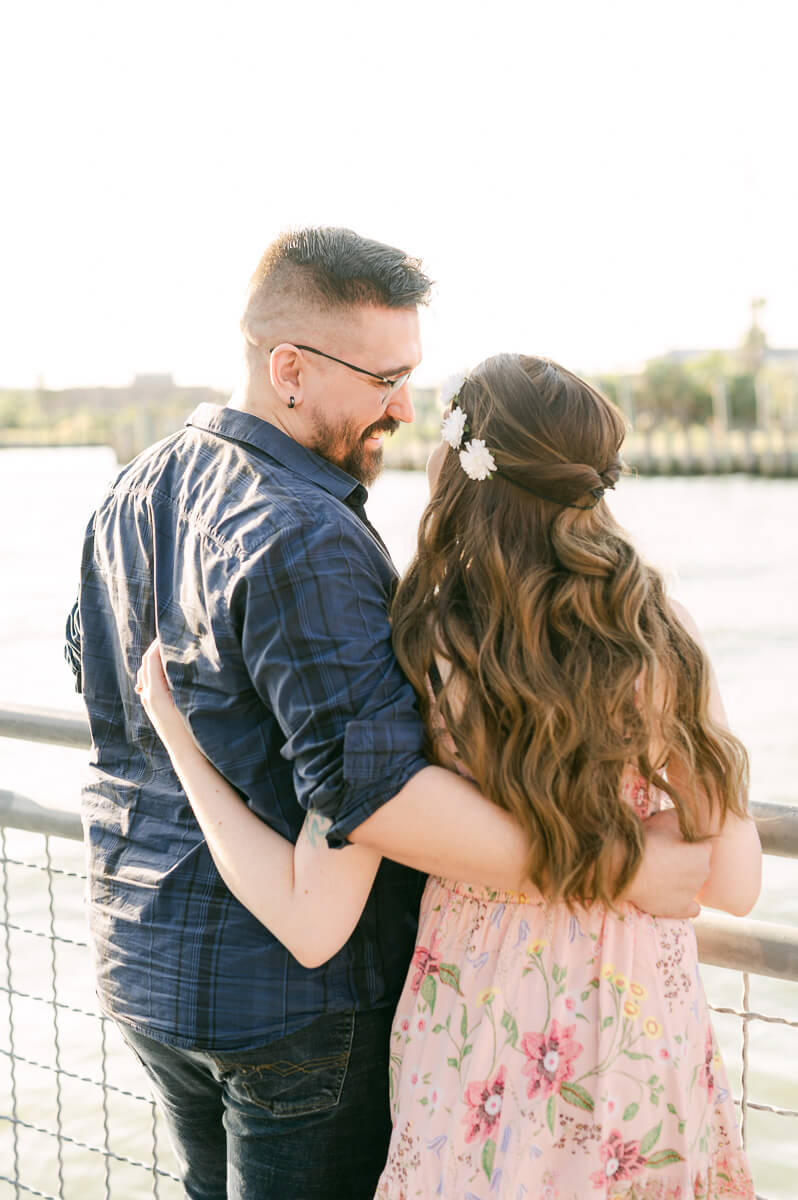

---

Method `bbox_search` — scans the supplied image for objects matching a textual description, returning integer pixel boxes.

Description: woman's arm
[136,642,382,969]
[349,653,713,918]
[665,600,762,917]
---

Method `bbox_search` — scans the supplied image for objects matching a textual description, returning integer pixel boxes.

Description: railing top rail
[3,700,792,830]
[0,790,82,841]
[695,911,798,983]
[749,801,798,858]
[2,703,798,856]
[0,701,91,749]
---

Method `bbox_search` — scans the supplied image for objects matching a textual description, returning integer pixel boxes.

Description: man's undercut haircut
[242,226,432,341]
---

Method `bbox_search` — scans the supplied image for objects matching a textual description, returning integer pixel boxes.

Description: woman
[137,355,760,1197]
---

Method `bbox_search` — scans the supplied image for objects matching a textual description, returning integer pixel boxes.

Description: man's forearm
[348,765,530,892]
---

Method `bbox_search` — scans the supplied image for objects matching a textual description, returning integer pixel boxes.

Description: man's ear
[269,343,305,408]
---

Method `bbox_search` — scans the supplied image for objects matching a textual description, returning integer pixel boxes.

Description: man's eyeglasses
[270,344,412,398]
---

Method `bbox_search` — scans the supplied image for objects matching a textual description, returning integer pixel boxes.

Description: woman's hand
[136,640,192,749]
[624,808,712,918]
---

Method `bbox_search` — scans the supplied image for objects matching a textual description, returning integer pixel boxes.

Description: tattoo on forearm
[304,811,332,848]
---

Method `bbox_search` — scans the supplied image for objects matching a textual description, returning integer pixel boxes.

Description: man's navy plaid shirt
[65,403,428,1050]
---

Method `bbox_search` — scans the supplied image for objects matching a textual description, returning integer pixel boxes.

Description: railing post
[45,838,67,1198]
[740,973,750,1151]
[0,826,21,1198]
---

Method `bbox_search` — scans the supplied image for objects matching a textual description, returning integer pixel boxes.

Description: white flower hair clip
[441,406,467,448]
[438,370,469,411]
[439,390,498,484]
[459,438,497,481]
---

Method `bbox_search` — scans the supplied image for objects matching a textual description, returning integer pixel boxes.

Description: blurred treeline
[2,325,796,470]
[396,353,796,456]
[0,377,225,464]
[0,363,766,441]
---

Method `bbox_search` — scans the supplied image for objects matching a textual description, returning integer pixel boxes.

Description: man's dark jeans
[120,1007,394,1199]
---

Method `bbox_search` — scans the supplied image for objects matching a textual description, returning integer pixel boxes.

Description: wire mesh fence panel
[707,969,798,1200]
[0,825,181,1200]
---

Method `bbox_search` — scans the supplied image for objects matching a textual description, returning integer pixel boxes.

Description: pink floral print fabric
[375,768,754,1198]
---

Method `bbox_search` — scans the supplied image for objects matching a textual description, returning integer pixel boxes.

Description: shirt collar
[185,403,368,507]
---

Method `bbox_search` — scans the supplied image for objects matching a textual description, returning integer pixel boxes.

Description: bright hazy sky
[2,0,796,390]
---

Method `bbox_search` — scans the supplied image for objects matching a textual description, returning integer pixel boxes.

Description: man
[65,227,710,1199]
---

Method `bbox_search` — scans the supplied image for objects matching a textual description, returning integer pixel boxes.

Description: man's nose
[387,381,415,424]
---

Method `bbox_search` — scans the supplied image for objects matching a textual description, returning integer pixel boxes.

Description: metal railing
[2,703,798,1199]
[0,797,181,1198]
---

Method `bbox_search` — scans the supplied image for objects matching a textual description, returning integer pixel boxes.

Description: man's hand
[624,808,713,918]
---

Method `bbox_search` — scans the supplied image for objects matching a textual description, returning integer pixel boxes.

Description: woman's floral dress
[375,767,754,1199]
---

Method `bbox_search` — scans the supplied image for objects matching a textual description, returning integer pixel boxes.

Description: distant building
[37,378,225,415]
[131,373,177,393]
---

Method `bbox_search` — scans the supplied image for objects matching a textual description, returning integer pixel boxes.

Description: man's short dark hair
[242,226,432,338]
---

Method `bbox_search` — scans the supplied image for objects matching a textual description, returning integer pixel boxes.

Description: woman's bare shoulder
[664,596,704,645]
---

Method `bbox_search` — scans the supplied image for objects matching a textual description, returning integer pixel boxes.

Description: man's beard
[310,413,399,487]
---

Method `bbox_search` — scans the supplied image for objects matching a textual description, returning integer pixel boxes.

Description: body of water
[1,447,797,1197]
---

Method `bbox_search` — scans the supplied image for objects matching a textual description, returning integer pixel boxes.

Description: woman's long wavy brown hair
[391,354,748,907]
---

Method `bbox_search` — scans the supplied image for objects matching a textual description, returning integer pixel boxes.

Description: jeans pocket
[210,1010,356,1118]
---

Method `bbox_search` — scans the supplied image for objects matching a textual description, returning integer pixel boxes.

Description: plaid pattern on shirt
[65,404,427,1050]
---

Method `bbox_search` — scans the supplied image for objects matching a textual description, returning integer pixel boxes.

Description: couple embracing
[66,227,759,1198]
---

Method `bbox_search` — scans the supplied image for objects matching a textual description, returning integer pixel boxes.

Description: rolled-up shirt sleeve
[64,599,83,693]
[238,513,427,846]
